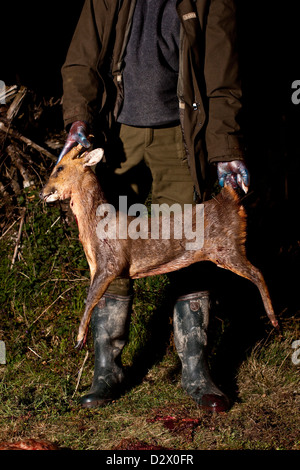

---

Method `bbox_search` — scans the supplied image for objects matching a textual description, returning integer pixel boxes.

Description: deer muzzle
[40,185,59,203]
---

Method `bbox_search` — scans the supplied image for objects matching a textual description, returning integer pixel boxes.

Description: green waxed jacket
[61,0,246,197]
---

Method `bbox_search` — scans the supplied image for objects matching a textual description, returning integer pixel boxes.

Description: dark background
[1,1,299,197]
[1,0,299,325]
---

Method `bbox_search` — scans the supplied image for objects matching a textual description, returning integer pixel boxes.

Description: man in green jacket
[58,0,249,412]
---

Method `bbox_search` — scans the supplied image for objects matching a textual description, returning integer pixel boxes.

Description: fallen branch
[6,86,28,122]
[6,144,35,188]
[5,165,20,194]
[0,121,57,162]
[0,85,18,104]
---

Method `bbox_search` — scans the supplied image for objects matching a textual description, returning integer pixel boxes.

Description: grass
[0,187,299,450]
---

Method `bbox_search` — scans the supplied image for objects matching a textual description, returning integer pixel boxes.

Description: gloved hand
[217,160,250,193]
[56,120,91,164]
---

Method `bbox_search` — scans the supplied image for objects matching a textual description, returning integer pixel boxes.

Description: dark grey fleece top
[117,0,180,127]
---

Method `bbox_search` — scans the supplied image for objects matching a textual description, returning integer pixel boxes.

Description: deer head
[41,145,104,203]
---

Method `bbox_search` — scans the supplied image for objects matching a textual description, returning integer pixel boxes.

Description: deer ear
[83,148,104,167]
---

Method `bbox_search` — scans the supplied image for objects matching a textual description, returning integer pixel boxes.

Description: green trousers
[98,123,210,296]
[115,123,194,206]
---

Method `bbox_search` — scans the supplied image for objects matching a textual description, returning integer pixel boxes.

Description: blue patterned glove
[57,121,91,164]
[217,160,250,193]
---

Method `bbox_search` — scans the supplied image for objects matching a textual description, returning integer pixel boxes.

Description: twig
[10,209,26,269]
[277,351,291,371]
[0,218,19,240]
[27,346,43,359]
[30,286,74,326]
[0,180,9,197]
[0,121,57,162]
[41,278,89,284]
[45,216,61,234]
[0,85,18,103]
[18,271,30,280]
[6,144,35,188]
[72,350,89,398]
[6,86,27,122]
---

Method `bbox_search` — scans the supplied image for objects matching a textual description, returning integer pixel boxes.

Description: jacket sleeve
[204,0,245,163]
[61,0,103,129]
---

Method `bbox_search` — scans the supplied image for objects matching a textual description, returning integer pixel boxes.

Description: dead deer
[41,144,278,349]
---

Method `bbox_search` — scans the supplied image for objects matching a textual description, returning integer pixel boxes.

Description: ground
[0,86,299,451]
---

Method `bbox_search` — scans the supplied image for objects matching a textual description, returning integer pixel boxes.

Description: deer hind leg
[75,271,117,349]
[215,249,278,328]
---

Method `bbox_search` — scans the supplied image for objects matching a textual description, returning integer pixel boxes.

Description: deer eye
[56,166,64,173]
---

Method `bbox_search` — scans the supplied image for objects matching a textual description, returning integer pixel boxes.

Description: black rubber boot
[80,293,131,408]
[173,291,229,412]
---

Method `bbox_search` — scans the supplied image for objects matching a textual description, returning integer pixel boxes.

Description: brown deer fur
[41,145,278,348]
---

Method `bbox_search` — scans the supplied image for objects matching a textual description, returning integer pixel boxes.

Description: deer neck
[69,172,106,239]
